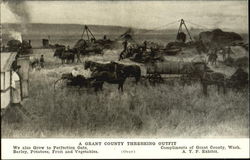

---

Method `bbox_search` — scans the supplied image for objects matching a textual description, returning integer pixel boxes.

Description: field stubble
[1,49,249,138]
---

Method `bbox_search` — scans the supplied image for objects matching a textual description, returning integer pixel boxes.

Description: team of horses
[53,44,103,64]
[184,62,248,95]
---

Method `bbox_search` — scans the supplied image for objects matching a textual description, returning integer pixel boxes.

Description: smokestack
[28,40,31,46]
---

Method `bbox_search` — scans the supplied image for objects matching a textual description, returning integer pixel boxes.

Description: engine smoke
[9,31,22,42]
[3,0,30,33]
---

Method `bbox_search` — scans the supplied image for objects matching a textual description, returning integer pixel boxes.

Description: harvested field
[1,48,249,138]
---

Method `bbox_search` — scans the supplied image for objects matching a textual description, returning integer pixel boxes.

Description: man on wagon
[72,67,79,77]
[65,45,71,52]
[119,40,128,61]
[226,46,233,58]
[122,40,128,52]
[70,67,80,85]
[208,48,218,65]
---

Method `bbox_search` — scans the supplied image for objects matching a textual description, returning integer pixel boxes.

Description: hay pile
[199,29,243,48]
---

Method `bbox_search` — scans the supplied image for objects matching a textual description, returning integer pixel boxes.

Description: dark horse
[54,46,76,64]
[201,71,227,95]
[110,61,141,84]
[91,69,127,92]
[227,67,249,91]
[84,60,126,91]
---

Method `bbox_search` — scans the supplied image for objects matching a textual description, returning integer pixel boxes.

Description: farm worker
[71,67,80,85]
[150,47,155,57]
[119,50,125,61]
[220,48,226,61]
[122,40,128,52]
[226,46,233,58]
[128,46,133,57]
[11,66,21,104]
[66,45,70,51]
[72,67,79,77]
[91,38,96,42]
[213,48,218,65]
[143,41,147,51]
[40,55,45,68]
[76,49,81,63]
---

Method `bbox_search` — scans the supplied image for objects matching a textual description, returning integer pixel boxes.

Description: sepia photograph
[1,0,249,140]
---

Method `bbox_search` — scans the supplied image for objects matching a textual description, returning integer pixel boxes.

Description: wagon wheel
[147,73,164,84]
[154,73,164,83]
[147,74,155,84]
[54,78,68,90]
[180,74,192,85]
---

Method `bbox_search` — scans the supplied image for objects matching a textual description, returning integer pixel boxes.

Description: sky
[1,0,248,31]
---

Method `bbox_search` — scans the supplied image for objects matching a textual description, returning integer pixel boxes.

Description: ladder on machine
[81,25,96,41]
[176,19,193,42]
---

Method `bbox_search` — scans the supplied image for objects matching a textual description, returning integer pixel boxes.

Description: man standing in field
[143,41,147,51]
[40,55,45,68]
[76,49,82,63]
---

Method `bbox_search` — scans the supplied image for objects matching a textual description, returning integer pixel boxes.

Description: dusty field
[1,48,249,138]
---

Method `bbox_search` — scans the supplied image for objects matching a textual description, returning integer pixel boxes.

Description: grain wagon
[145,61,208,84]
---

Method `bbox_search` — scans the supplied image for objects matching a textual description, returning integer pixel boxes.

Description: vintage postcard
[1,0,249,159]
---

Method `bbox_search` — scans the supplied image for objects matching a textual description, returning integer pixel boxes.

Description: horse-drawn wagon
[54,73,103,92]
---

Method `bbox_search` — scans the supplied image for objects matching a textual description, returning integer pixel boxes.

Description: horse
[180,61,210,85]
[110,61,141,84]
[201,71,227,95]
[54,47,76,64]
[30,57,40,69]
[90,69,127,92]
[61,50,75,64]
[84,60,115,72]
[227,68,249,91]
[53,45,65,56]
[180,61,226,95]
